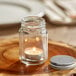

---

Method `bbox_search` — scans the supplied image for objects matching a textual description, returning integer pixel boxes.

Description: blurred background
[0,0,76,46]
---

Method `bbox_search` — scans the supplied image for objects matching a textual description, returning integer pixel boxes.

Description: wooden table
[0,38,76,76]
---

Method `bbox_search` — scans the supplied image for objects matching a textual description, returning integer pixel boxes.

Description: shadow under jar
[19,16,48,65]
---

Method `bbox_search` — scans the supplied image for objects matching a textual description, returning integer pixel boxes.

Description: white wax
[24,47,43,60]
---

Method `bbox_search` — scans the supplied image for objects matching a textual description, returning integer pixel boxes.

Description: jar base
[20,57,46,65]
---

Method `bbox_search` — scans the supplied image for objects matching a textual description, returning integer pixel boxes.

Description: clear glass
[19,16,48,65]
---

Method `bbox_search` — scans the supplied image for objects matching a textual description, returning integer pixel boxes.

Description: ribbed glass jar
[19,16,48,65]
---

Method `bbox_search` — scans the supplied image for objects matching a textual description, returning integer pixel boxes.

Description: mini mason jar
[19,16,48,65]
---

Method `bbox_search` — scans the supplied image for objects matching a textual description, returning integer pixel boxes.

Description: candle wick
[33,47,36,51]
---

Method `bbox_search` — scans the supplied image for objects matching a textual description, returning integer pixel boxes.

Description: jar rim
[21,16,45,28]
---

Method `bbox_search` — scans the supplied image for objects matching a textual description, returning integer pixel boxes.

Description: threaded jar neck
[21,16,45,29]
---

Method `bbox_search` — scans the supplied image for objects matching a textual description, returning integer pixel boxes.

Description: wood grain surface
[0,38,76,76]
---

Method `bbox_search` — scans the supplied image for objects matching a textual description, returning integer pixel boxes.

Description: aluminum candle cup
[24,47,43,61]
[19,16,48,65]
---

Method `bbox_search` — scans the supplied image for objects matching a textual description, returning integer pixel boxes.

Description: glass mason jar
[19,16,48,65]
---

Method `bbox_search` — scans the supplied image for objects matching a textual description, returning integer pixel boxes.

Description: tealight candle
[24,47,43,61]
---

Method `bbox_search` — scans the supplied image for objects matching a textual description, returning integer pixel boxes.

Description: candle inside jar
[24,47,43,61]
